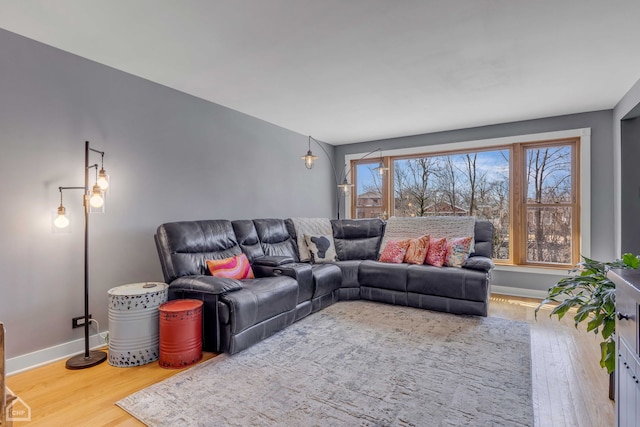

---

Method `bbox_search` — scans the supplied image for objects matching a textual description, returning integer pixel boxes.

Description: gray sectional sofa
[155,218,494,355]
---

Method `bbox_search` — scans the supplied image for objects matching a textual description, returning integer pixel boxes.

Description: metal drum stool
[107,282,168,367]
[158,299,203,369]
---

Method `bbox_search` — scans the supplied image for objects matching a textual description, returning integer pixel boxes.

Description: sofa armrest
[253,262,312,280]
[252,255,295,267]
[168,275,243,353]
[253,262,314,302]
[169,275,243,295]
[462,256,494,272]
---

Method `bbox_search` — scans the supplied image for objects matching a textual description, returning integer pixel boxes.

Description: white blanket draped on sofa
[289,217,334,262]
[379,216,477,255]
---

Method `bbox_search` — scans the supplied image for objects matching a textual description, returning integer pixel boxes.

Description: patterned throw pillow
[304,234,338,263]
[425,237,447,267]
[404,235,430,264]
[206,253,255,280]
[379,240,410,263]
[445,236,474,268]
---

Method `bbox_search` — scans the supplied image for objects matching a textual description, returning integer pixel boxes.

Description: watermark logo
[5,391,31,423]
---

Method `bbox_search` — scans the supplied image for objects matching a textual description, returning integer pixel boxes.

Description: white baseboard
[491,285,548,300]
[6,333,108,376]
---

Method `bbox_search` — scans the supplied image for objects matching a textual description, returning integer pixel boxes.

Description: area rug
[117,300,533,426]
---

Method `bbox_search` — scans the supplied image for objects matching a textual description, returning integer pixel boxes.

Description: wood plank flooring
[6,294,614,426]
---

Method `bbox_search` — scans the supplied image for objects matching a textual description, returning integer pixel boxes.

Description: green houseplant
[536,253,639,374]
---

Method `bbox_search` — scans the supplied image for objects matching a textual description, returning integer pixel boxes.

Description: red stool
[158,299,203,368]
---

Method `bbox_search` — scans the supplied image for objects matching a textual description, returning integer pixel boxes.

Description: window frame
[512,138,580,268]
[345,128,591,270]
[349,159,390,219]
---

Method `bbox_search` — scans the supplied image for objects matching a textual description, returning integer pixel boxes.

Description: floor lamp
[54,141,110,369]
[302,136,387,219]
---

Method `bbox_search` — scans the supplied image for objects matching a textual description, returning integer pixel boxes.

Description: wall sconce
[301,136,383,218]
[55,141,111,370]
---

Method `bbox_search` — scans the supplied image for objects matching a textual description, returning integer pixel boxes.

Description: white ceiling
[1,1,640,145]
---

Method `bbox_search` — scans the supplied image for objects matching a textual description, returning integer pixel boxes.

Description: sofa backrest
[253,219,299,261]
[331,219,385,261]
[231,220,265,262]
[330,218,493,261]
[471,220,494,259]
[155,217,495,283]
[155,220,242,283]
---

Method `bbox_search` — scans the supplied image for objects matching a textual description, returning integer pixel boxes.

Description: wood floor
[6,294,614,426]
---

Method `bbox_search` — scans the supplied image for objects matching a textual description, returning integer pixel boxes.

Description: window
[349,136,581,268]
[517,141,578,266]
[352,161,387,219]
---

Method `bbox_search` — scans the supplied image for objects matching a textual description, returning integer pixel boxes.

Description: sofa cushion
[406,264,489,302]
[220,276,298,334]
[304,234,337,263]
[359,260,408,292]
[331,219,385,261]
[333,260,362,288]
[311,264,342,298]
[206,254,255,280]
[252,262,314,303]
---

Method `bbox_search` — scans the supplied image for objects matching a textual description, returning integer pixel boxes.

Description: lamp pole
[65,141,108,369]
[306,137,342,219]
[305,136,385,219]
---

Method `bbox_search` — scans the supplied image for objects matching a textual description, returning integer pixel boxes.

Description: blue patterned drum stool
[107,282,168,367]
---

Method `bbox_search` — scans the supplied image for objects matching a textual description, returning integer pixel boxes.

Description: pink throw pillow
[445,236,474,267]
[425,237,447,267]
[404,235,430,265]
[379,240,409,263]
[206,253,255,280]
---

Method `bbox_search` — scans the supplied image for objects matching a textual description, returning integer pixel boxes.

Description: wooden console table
[608,269,640,427]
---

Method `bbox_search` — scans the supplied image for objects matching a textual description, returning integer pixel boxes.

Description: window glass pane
[393,150,510,260]
[526,207,572,264]
[525,145,572,204]
[354,162,385,219]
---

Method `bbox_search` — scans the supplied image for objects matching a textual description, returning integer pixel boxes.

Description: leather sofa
[155,218,494,355]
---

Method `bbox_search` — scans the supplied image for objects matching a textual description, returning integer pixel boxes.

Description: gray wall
[0,29,335,358]
[621,117,640,254]
[3,23,638,359]
[614,77,640,256]
[336,110,616,293]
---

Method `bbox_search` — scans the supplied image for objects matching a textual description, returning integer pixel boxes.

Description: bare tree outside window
[525,145,573,264]
[392,150,510,259]
[351,138,578,266]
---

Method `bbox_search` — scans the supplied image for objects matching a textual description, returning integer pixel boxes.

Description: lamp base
[65,350,107,370]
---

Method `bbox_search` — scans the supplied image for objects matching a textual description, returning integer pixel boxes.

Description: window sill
[493,264,573,276]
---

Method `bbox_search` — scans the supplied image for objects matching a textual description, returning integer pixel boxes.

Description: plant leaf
[623,253,640,269]
[601,339,616,374]
[602,318,615,340]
